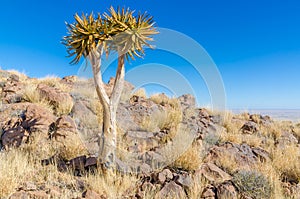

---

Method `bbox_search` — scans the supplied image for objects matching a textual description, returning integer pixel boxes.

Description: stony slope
[0,70,299,199]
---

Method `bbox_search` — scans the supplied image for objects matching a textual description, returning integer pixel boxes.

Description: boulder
[178,94,196,110]
[174,172,192,188]
[240,121,259,134]
[83,190,105,199]
[276,131,298,148]
[61,75,78,84]
[158,169,173,184]
[156,181,186,198]
[201,185,216,199]
[24,104,56,132]
[9,191,29,199]
[198,163,231,183]
[216,181,238,199]
[1,104,56,148]
[252,147,270,162]
[204,142,258,168]
[37,84,73,112]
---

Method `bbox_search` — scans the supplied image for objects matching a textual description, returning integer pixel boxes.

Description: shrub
[232,170,271,199]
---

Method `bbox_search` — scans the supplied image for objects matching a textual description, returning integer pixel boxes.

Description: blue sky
[0,0,299,109]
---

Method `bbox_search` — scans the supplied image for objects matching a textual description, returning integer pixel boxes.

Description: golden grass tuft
[172,143,202,171]
[54,98,74,116]
[0,149,34,198]
[22,84,54,113]
[132,88,147,98]
[39,75,71,92]
[142,94,182,139]
[85,170,138,198]
[22,83,73,116]
[214,152,241,175]
[7,69,28,81]
[272,145,300,183]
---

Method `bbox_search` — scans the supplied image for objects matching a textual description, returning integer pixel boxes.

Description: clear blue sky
[0,0,299,109]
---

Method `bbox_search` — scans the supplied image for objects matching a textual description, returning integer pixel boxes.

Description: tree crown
[63,6,158,64]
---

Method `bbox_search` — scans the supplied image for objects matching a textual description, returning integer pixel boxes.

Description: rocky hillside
[0,69,299,199]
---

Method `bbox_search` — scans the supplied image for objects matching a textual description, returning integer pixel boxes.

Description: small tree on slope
[63,7,157,168]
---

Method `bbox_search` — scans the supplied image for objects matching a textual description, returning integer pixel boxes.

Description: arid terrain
[0,69,299,199]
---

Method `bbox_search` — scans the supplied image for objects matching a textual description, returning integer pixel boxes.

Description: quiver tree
[63,7,157,168]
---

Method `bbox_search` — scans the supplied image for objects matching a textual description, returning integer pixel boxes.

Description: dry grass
[132,88,147,98]
[7,69,28,81]
[22,83,73,116]
[172,142,202,171]
[54,97,74,116]
[272,145,300,183]
[254,162,285,199]
[39,75,71,92]
[22,84,54,113]
[0,149,34,198]
[54,137,88,160]
[142,94,182,142]
[85,170,138,198]
[214,152,240,175]
[88,98,103,124]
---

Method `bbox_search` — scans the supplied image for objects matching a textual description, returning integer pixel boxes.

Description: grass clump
[22,84,53,113]
[0,149,34,198]
[172,143,202,171]
[132,88,147,99]
[142,94,182,140]
[85,170,138,198]
[272,145,300,183]
[39,75,71,92]
[232,170,272,199]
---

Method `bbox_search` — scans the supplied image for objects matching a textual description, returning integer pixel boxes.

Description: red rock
[9,191,29,199]
[198,163,231,184]
[24,104,56,132]
[201,185,216,198]
[38,84,73,110]
[217,181,238,199]
[83,190,104,199]
[28,190,48,199]
[156,181,186,198]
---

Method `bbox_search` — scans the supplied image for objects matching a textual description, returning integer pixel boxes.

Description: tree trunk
[87,48,125,169]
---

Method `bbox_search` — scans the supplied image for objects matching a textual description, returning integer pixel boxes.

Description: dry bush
[272,145,300,183]
[172,143,202,171]
[85,170,138,198]
[220,111,240,134]
[234,112,250,121]
[0,149,34,198]
[254,162,286,199]
[232,170,272,199]
[141,111,168,132]
[141,107,182,135]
